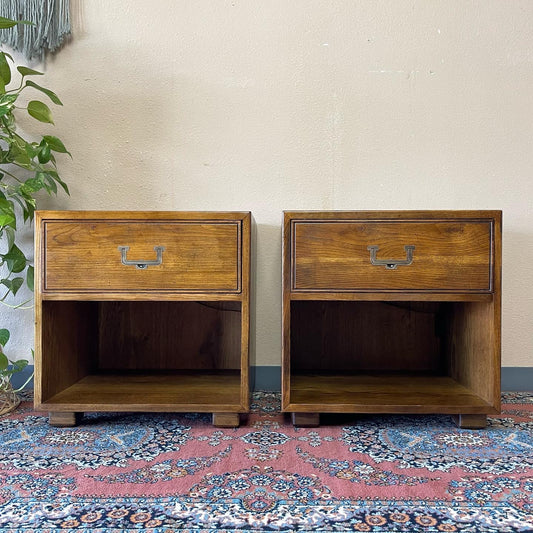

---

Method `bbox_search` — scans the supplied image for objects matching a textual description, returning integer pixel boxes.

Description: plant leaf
[0,52,11,85]
[0,106,9,119]
[0,17,19,29]
[5,226,15,249]
[45,169,69,194]
[21,176,44,193]
[10,142,32,167]
[12,277,23,295]
[0,198,16,229]
[38,144,51,164]
[17,66,43,78]
[0,94,18,107]
[0,17,33,29]
[0,196,14,209]
[27,100,54,124]
[23,141,39,160]
[25,80,63,105]
[2,244,26,273]
[1,277,24,296]
[0,352,8,371]
[56,176,69,195]
[43,135,70,156]
[11,358,28,372]
[0,328,9,347]
[26,265,34,291]
[42,172,57,194]
[0,213,15,227]
[11,194,35,222]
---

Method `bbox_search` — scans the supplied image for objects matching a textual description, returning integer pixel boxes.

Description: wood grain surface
[282,210,502,426]
[292,220,493,292]
[34,211,251,426]
[42,220,241,292]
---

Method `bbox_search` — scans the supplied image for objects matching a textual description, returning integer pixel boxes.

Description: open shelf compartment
[286,300,500,415]
[37,300,246,412]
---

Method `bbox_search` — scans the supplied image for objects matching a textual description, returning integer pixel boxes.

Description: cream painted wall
[2,0,532,368]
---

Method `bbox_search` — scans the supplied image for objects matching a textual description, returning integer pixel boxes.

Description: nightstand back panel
[290,300,444,372]
[97,301,241,370]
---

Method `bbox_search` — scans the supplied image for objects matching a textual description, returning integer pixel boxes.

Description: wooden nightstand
[282,210,502,428]
[34,211,251,427]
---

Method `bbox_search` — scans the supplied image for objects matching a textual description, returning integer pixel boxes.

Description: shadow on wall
[500,227,533,373]
[249,223,282,369]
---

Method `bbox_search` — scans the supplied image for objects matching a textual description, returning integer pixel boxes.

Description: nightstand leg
[452,414,487,429]
[292,412,320,427]
[213,412,240,428]
[49,412,82,427]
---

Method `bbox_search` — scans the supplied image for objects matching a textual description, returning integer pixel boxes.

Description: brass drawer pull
[367,245,415,270]
[118,245,165,270]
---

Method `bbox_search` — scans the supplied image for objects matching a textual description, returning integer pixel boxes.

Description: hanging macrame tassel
[0,0,71,61]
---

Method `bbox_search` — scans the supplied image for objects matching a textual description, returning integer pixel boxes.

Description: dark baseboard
[9,366,34,391]
[249,366,282,391]
[500,367,533,392]
[250,366,533,392]
[9,365,532,393]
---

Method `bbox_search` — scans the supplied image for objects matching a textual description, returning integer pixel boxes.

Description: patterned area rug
[0,392,532,532]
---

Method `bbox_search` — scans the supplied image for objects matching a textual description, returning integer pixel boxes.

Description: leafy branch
[0,16,70,389]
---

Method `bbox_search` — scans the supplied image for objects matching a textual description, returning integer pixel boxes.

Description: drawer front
[292,220,493,292]
[43,220,241,292]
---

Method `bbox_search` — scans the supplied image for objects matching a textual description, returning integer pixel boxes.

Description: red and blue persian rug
[0,392,532,532]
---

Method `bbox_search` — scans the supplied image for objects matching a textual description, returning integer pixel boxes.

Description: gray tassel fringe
[0,0,71,61]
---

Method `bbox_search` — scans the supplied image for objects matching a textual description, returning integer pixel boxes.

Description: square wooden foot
[49,412,82,427]
[452,414,487,429]
[213,412,240,428]
[292,412,320,427]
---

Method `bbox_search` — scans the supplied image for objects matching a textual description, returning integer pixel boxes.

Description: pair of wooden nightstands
[34,210,501,429]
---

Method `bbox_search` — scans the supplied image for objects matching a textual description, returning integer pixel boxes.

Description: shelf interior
[41,371,242,411]
[288,373,494,413]
[39,300,244,410]
[288,300,499,412]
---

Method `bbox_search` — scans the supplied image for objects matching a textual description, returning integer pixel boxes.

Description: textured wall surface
[2,0,532,369]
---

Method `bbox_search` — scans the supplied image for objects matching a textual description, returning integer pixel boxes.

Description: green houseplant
[0,16,69,414]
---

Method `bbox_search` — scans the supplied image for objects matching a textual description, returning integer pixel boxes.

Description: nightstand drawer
[42,220,241,292]
[292,219,493,292]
